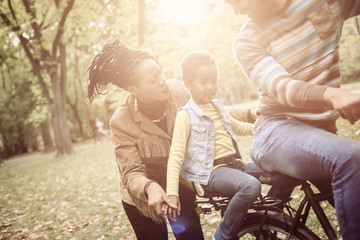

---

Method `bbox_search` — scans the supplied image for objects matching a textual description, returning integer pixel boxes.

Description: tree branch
[21,0,42,40]
[54,0,60,8]
[52,0,75,57]
[0,9,53,106]
[0,11,19,31]
[8,0,17,22]
[18,34,53,106]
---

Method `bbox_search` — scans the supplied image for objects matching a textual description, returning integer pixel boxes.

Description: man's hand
[323,87,360,124]
[146,182,178,219]
[162,195,181,221]
[230,107,257,123]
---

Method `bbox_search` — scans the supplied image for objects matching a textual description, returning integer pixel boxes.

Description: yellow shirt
[166,103,253,196]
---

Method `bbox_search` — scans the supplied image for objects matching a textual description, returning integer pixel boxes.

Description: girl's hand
[162,195,181,221]
[146,182,177,219]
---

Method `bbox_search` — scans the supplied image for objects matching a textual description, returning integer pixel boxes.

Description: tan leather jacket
[109,79,191,222]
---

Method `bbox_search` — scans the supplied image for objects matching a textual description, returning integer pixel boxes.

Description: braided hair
[87,39,158,103]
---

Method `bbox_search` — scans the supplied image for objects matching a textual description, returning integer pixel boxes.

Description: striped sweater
[233,0,360,127]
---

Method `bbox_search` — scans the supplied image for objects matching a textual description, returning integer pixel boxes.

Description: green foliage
[62,0,139,141]
[0,47,42,158]
[340,16,360,84]
[0,0,359,158]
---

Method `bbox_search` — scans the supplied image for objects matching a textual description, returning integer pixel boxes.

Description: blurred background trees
[0,0,359,159]
[340,16,360,83]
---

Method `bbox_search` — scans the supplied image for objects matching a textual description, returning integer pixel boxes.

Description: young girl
[165,51,262,240]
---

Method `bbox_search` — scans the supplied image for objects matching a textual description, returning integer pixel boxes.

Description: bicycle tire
[236,211,320,240]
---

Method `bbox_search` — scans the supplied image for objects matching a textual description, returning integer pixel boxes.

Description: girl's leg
[250,117,360,240]
[203,167,261,240]
[122,201,168,240]
[169,184,204,240]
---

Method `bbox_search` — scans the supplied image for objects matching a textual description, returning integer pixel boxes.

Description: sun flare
[158,0,212,23]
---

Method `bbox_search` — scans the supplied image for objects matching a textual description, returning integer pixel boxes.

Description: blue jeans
[202,162,262,240]
[250,117,360,240]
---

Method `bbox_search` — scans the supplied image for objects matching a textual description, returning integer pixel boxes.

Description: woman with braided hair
[87,39,204,240]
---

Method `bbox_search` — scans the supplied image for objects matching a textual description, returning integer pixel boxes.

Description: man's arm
[229,107,257,123]
[232,31,329,110]
[233,29,360,124]
[338,0,360,20]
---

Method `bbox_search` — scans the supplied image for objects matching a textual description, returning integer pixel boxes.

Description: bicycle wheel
[236,211,320,240]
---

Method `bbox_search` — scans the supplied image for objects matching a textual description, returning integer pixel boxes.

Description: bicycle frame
[195,180,338,240]
[287,181,337,240]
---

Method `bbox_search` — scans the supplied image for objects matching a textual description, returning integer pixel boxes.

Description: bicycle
[194,172,338,240]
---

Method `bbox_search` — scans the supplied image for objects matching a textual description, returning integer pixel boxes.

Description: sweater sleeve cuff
[307,85,328,108]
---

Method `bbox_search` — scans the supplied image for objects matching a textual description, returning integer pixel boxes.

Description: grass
[0,142,131,240]
[341,81,360,91]
[1,117,359,239]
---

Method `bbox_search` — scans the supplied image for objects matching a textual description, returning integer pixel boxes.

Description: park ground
[1,85,360,239]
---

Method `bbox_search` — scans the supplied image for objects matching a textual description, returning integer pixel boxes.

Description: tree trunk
[23,125,38,152]
[51,82,74,156]
[50,59,74,156]
[0,131,11,158]
[67,95,85,140]
[17,126,28,154]
[74,37,92,138]
[40,120,54,152]
[0,0,76,157]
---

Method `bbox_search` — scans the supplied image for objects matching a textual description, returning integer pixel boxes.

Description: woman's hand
[162,195,181,221]
[323,87,360,124]
[146,182,178,219]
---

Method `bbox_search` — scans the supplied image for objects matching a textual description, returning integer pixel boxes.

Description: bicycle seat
[260,171,304,187]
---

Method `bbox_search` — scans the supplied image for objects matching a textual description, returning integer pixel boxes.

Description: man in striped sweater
[226,0,360,239]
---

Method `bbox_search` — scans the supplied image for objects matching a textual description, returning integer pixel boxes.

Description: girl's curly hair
[180,51,218,84]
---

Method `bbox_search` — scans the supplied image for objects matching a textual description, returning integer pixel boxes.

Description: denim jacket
[180,98,241,185]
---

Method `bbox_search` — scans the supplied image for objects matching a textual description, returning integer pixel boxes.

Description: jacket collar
[129,94,173,141]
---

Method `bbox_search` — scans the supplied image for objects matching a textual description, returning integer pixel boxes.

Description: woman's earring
[134,97,139,113]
